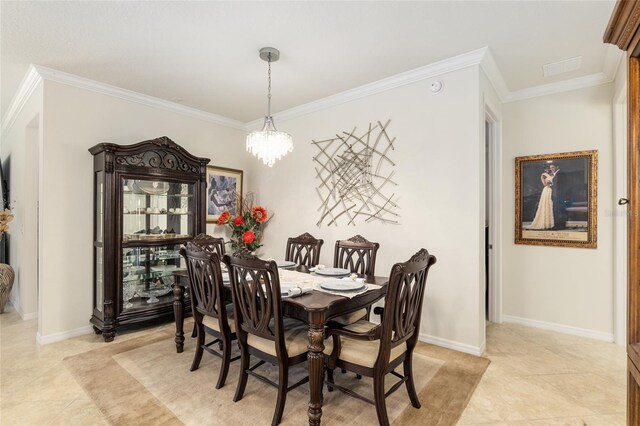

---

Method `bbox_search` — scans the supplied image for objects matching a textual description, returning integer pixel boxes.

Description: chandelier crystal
[246,47,293,167]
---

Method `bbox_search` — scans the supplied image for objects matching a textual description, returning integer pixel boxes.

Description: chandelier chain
[267,53,272,117]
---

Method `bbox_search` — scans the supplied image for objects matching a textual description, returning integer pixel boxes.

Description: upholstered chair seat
[248,318,310,358]
[334,320,406,368]
[202,304,235,333]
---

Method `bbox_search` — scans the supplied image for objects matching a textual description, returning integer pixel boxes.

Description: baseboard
[9,299,38,320]
[36,325,93,345]
[418,332,484,356]
[20,311,38,321]
[503,315,614,342]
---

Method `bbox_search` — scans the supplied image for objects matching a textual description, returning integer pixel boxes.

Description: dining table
[172,265,388,426]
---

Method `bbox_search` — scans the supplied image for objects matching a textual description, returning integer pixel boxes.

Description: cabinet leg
[93,325,103,335]
[102,330,116,342]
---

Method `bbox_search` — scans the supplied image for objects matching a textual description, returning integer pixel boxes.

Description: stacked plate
[319,280,366,292]
[276,260,297,269]
[313,267,351,277]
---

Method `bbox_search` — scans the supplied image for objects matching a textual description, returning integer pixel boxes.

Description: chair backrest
[285,232,324,267]
[334,235,380,276]
[223,252,287,358]
[192,233,226,258]
[379,249,436,361]
[180,241,230,334]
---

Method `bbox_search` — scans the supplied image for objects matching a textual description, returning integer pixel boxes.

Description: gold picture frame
[515,150,597,248]
[205,166,243,223]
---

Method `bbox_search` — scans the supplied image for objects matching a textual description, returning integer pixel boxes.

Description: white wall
[253,66,486,354]
[38,80,248,340]
[502,84,615,340]
[0,82,43,319]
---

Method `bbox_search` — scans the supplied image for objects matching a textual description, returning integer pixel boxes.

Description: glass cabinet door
[122,178,195,242]
[94,171,104,314]
[122,243,185,310]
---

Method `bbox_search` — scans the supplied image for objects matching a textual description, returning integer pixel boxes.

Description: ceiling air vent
[543,56,582,77]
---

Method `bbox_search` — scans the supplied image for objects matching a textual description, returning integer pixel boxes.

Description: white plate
[276,260,297,269]
[129,179,169,195]
[314,267,351,277]
[320,280,366,292]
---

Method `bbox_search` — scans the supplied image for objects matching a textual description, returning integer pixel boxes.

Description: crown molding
[479,47,509,102]
[603,44,624,80]
[504,72,613,103]
[247,47,489,129]
[34,65,246,131]
[1,65,43,134]
[3,49,619,137]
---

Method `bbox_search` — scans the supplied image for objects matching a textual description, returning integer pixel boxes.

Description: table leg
[307,322,325,425]
[173,283,185,353]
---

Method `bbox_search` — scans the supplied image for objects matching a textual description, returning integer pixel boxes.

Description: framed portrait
[205,166,243,223]
[515,150,597,248]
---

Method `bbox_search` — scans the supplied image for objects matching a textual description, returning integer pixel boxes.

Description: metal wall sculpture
[312,120,399,226]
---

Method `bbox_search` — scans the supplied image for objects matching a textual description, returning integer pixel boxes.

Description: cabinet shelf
[123,212,190,215]
[123,268,185,282]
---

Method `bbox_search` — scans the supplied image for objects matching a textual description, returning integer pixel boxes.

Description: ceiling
[1,1,618,123]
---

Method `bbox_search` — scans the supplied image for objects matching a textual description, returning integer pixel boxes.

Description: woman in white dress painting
[527,166,554,230]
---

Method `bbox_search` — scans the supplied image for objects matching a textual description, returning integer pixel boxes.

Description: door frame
[485,106,503,324]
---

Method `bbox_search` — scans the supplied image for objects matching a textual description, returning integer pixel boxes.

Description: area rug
[64,324,489,425]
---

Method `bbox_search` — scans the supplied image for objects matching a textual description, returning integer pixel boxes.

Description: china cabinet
[605,1,640,421]
[89,136,209,341]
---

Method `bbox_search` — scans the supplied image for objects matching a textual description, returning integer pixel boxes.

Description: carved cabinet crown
[89,136,209,175]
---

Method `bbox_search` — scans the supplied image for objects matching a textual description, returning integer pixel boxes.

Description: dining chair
[223,252,316,426]
[192,233,226,257]
[187,233,226,338]
[180,240,238,389]
[334,234,380,276]
[285,232,324,268]
[325,248,437,426]
[332,235,380,325]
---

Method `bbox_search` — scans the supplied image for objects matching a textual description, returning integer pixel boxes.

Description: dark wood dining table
[172,266,388,426]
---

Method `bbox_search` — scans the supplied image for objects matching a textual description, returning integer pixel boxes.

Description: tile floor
[0,308,626,425]
[458,323,626,425]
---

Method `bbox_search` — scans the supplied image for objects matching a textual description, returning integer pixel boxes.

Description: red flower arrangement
[242,231,255,244]
[217,193,270,252]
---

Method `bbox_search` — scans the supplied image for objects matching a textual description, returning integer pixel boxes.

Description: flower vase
[0,263,15,314]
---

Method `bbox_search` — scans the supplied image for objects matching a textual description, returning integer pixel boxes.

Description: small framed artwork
[206,166,243,223]
[515,150,597,248]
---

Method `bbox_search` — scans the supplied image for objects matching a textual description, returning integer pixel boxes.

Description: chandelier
[246,47,293,167]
